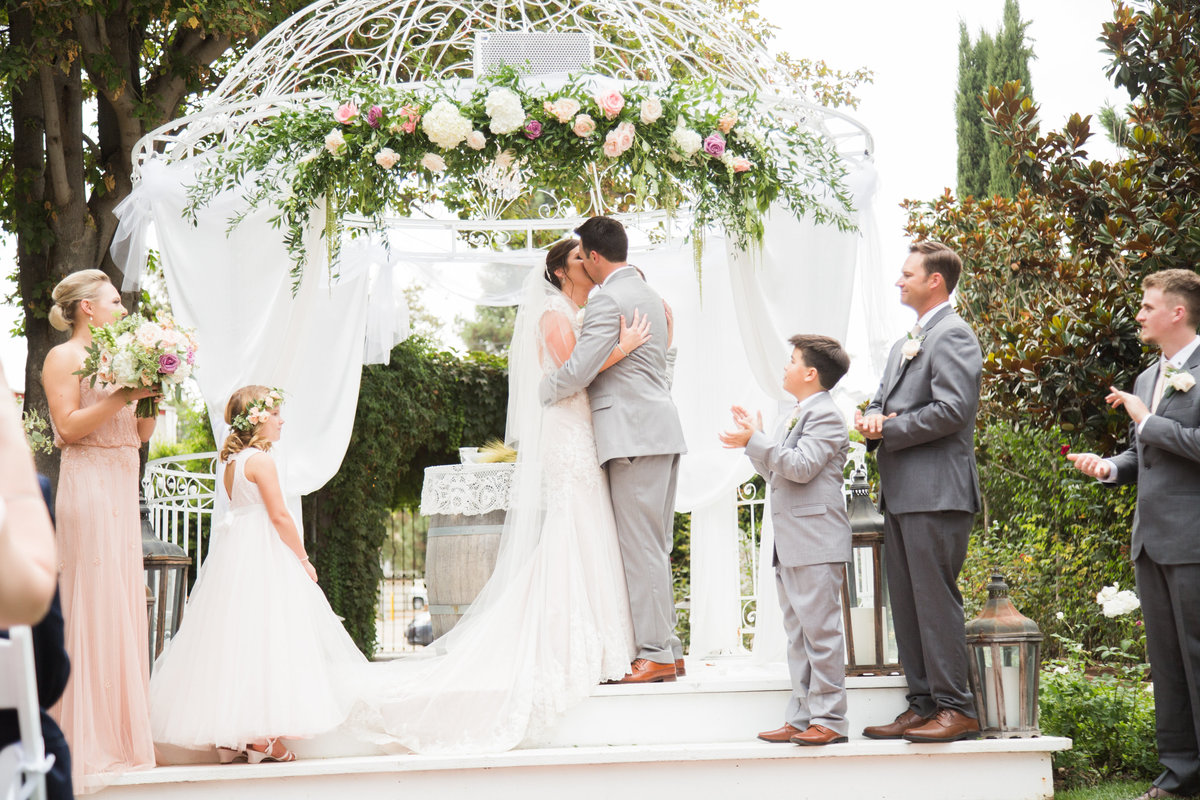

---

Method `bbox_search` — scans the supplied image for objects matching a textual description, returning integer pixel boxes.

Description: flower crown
[230,388,284,432]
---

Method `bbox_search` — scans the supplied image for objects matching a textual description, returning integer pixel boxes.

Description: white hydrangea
[670,125,703,158]
[422,101,473,150]
[485,87,526,135]
[112,352,139,385]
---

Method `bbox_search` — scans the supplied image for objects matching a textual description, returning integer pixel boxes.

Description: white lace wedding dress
[370,279,635,754]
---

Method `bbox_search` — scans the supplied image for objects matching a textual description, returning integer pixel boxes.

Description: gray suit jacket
[865,306,982,515]
[746,392,852,567]
[539,268,687,465]
[1107,347,1200,564]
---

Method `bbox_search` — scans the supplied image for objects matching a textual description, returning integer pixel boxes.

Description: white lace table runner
[419,463,516,516]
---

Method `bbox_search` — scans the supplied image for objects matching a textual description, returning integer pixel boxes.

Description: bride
[371,239,652,754]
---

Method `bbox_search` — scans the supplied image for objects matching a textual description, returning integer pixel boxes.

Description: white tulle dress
[148,447,367,752]
[368,281,636,754]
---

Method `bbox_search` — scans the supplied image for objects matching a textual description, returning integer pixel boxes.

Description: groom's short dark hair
[1144,269,1200,328]
[575,216,628,263]
[789,334,850,391]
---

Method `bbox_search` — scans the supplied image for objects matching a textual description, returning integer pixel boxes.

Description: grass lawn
[1055,780,1147,800]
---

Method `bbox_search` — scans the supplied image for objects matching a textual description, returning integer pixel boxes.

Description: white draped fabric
[111,157,885,661]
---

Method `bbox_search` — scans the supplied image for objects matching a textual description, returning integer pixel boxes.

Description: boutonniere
[1165,363,1196,397]
[901,332,925,362]
[786,415,799,432]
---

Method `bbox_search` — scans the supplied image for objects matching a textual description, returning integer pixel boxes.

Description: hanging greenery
[186,66,855,287]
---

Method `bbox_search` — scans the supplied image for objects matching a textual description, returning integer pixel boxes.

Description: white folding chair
[0,626,53,800]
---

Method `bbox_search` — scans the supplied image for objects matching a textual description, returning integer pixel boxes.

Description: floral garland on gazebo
[187,67,855,284]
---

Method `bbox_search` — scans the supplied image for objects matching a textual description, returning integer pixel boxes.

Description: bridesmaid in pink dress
[42,269,159,792]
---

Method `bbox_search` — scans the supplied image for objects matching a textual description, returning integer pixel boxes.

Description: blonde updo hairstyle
[49,269,113,332]
[219,385,277,463]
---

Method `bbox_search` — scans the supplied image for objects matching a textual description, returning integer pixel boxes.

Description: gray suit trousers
[884,509,976,717]
[1136,556,1200,796]
[606,453,682,664]
[776,562,848,734]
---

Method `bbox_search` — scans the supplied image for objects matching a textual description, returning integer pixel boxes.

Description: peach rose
[572,114,596,137]
[374,147,399,170]
[602,132,623,158]
[420,152,446,173]
[731,156,752,173]
[717,112,738,134]
[595,89,625,120]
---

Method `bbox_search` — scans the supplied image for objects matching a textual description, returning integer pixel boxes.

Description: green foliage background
[301,338,508,655]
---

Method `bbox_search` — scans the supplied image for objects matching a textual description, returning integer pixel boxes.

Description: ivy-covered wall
[302,337,508,655]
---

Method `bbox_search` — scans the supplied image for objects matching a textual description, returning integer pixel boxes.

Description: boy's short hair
[788,334,850,391]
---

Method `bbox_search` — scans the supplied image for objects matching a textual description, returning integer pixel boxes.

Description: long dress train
[50,379,155,792]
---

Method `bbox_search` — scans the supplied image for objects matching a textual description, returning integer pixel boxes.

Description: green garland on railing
[186,66,855,290]
[301,338,508,656]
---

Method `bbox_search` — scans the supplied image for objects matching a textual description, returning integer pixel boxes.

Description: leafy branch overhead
[184,66,855,287]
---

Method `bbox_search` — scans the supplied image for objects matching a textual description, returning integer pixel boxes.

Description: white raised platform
[96,657,1069,800]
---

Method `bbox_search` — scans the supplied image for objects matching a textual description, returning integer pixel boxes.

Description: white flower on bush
[485,87,525,135]
[669,125,702,158]
[466,130,487,150]
[1096,583,1141,618]
[324,128,346,155]
[420,152,447,173]
[640,97,663,125]
[374,147,399,170]
[422,101,472,150]
[1055,611,1065,620]
[1052,664,1070,675]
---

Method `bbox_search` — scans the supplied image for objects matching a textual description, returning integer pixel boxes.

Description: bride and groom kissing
[539,214,688,684]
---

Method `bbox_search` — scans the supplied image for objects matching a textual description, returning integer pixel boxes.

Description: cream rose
[324,128,346,155]
[602,132,623,158]
[901,336,923,361]
[572,114,596,137]
[639,97,663,125]
[466,130,487,150]
[374,147,399,170]
[669,126,702,158]
[420,152,447,173]
[1169,370,1196,393]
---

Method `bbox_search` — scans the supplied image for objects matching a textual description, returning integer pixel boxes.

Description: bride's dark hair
[543,239,577,290]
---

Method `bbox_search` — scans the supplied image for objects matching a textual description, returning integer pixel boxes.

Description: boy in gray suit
[721,335,853,746]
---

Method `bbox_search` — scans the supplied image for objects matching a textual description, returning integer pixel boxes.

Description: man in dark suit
[854,240,983,743]
[1068,269,1200,800]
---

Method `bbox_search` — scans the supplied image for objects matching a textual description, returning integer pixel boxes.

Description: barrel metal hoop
[426,525,506,537]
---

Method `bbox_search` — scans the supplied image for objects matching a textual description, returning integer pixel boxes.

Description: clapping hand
[853,408,895,440]
[1066,452,1111,481]
[719,405,761,449]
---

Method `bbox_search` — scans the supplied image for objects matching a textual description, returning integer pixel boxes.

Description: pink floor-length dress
[50,379,155,791]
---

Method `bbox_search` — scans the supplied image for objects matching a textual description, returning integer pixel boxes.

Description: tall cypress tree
[954,0,1034,199]
[986,0,1034,197]
[956,23,992,199]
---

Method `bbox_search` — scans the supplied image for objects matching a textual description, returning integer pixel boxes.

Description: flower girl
[149,386,366,763]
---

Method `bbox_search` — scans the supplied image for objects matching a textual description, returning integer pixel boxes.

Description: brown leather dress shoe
[675,659,686,677]
[902,708,981,743]
[757,723,803,743]
[1132,786,1183,800]
[790,724,848,746]
[862,709,930,740]
[613,658,677,684]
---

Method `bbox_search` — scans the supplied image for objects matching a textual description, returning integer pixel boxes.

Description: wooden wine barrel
[424,509,506,638]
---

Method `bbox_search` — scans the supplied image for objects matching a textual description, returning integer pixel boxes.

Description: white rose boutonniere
[901,333,925,362]
[1165,364,1196,396]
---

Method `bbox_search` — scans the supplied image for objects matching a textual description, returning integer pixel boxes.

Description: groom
[541,216,688,683]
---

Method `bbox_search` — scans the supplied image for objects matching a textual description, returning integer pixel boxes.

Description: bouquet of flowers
[76,313,198,418]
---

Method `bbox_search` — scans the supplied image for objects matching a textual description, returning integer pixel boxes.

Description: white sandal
[246,738,296,763]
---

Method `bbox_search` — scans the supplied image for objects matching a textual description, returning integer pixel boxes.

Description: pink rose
[524,120,543,140]
[615,121,635,151]
[717,113,738,134]
[186,347,196,365]
[366,105,383,128]
[572,114,596,137]
[595,89,625,120]
[543,101,556,116]
[731,156,752,173]
[602,135,623,158]
[374,147,399,170]
[157,353,180,375]
[333,101,359,125]
[394,105,420,134]
[703,133,726,157]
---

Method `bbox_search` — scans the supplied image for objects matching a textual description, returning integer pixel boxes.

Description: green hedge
[302,338,508,655]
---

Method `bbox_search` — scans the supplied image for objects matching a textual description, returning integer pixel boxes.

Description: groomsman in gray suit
[854,240,983,743]
[1068,269,1200,800]
[721,335,853,746]
[541,216,688,683]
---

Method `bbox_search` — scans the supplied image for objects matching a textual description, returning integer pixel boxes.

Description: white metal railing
[141,452,218,572]
[735,478,767,647]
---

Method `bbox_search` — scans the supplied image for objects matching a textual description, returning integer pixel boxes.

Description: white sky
[0,0,1126,391]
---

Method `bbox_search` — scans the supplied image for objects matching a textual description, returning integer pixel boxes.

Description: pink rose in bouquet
[595,89,625,120]
[703,133,726,157]
[366,105,384,128]
[333,101,359,125]
[572,114,596,137]
[524,120,543,140]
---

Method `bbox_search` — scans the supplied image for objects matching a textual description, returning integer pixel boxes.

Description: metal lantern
[841,465,900,675]
[965,573,1043,737]
[141,504,191,665]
